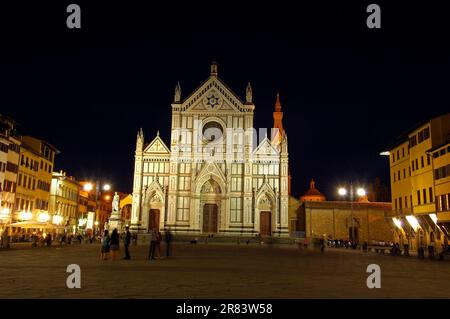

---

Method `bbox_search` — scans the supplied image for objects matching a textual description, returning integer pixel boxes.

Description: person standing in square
[123,226,131,260]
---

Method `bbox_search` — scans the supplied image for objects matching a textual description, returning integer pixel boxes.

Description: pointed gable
[253,137,280,156]
[144,134,170,155]
[182,77,244,113]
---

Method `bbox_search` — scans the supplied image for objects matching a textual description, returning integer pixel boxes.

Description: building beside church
[131,63,289,236]
[385,113,450,252]
[291,180,394,244]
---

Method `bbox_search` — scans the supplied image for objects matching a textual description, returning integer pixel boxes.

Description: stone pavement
[0,242,449,299]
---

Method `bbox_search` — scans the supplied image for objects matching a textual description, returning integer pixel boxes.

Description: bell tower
[272,93,284,147]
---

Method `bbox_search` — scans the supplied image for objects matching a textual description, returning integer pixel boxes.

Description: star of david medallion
[203,92,222,109]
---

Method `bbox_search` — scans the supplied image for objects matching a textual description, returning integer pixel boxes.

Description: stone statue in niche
[259,195,271,207]
[201,179,220,194]
[151,194,161,203]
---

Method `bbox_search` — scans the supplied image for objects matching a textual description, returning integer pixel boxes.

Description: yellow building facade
[13,136,58,227]
[49,171,80,232]
[432,140,450,235]
[387,113,450,251]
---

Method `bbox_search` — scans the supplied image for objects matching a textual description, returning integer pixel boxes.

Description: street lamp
[83,180,112,235]
[338,183,366,249]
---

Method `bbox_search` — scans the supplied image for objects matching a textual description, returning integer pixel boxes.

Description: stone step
[137,233,296,245]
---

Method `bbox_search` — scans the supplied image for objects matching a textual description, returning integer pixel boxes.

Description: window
[6,161,18,173]
[423,189,427,204]
[421,156,424,168]
[403,169,406,179]
[23,176,27,188]
[402,148,405,157]
[230,197,242,222]
[427,154,431,166]
[178,177,190,190]
[435,164,450,180]
[393,172,396,182]
[0,142,8,153]
[397,150,400,161]
[18,174,22,186]
[411,160,415,171]
[231,177,242,192]
[394,198,398,210]
[405,196,408,208]
[409,135,417,147]
[397,171,401,181]
[429,187,433,203]
[415,159,419,170]
[176,197,190,221]
[417,190,421,205]
[399,197,403,210]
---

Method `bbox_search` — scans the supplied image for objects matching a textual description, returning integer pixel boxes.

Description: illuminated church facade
[130,63,289,236]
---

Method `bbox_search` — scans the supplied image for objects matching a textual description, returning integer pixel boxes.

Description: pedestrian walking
[110,228,120,261]
[46,233,52,247]
[155,231,162,259]
[148,228,157,260]
[165,228,173,257]
[1,229,10,249]
[123,226,131,260]
[100,230,111,260]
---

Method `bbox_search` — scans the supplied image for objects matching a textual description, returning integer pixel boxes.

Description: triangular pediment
[253,137,280,156]
[195,161,226,184]
[182,77,244,113]
[143,135,170,154]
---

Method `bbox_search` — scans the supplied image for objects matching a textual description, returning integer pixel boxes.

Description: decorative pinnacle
[210,61,218,76]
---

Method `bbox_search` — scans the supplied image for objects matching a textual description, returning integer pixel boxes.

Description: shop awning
[9,221,65,229]
[438,222,450,239]
[400,217,415,237]
[416,215,431,233]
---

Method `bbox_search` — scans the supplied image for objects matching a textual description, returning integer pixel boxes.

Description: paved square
[0,242,449,298]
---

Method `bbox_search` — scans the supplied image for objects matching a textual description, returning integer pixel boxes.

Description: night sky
[1,1,449,199]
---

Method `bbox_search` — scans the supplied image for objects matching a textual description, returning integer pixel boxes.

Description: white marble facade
[131,63,289,236]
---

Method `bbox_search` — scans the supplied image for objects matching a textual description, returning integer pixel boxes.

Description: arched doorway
[257,194,273,237]
[200,178,221,234]
[203,204,218,233]
[149,209,160,232]
[260,211,271,236]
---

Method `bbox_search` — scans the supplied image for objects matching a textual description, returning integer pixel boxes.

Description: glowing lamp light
[406,215,420,230]
[392,217,402,229]
[105,195,111,201]
[83,183,93,191]
[103,184,111,191]
[38,212,50,223]
[338,188,347,196]
[78,218,87,226]
[356,188,366,197]
[0,208,10,218]
[94,221,99,226]
[20,211,32,221]
[380,151,390,156]
[429,213,438,225]
[53,215,63,225]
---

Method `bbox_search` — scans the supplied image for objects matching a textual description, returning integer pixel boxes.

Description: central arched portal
[202,204,218,233]
[200,178,221,234]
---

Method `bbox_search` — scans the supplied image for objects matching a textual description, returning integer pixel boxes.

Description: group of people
[100,227,130,260]
[327,239,358,249]
[99,227,173,261]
